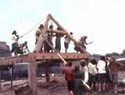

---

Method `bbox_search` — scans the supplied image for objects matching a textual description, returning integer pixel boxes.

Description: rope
[19,16,47,39]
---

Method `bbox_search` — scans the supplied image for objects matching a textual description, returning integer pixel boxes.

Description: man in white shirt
[11,30,19,56]
[97,56,107,93]
[88,59,97,90]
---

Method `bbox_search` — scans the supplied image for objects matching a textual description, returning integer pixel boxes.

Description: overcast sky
[0,0,125,55]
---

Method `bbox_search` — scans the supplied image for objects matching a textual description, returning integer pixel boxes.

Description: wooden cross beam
[34,14,86,53]
[48,14,85,53]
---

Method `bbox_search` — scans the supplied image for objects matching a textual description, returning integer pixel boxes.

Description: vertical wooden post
[10,64,14,89]
[0,67,1,90]
[45,61,50,82]
[28,54,37,95]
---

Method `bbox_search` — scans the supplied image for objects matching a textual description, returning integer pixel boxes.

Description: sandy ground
[0,72,125,95]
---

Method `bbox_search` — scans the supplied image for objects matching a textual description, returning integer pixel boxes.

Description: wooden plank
[0,54,29,65]
[28,55,37,95]
[34,15,50,52]
[45,61,50,82]
[0,53,89,65]
[51,29,66,34]
[0,69,1,90]
[34,53,88,60]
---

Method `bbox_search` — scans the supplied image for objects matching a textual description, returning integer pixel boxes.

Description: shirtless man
[35,24,44,44]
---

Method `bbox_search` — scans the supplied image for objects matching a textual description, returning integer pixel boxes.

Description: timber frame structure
[0,14,90,95]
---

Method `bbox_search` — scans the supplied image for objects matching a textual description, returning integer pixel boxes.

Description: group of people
[35,24,64,53]
[35,24,91,53]
[62,56,124,95]
[62,59,94,95]
[11,23,90,55]
[35,24,73,53]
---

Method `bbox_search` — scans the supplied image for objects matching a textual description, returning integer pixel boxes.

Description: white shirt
[11,34,18,43]
[64,36,70,43]
[97,60,106,73]
[80,66,89,83]
[88,62,97,75]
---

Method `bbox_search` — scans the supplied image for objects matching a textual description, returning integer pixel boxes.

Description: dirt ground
[0,72,125,95]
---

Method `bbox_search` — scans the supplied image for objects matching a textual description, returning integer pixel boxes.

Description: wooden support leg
[28,55,37,95]
[45,61,50,82]
[10,64,14,89]
[0,68,1,90]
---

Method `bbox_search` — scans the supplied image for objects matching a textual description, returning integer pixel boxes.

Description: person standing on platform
[35,24,44,52]
[64,32,73,53]
[35,24,44,44]
[44,25,55,52]
[11,30,19,56]
[74,36,93,53]
[55,27,64,52]
[79,36,88,50]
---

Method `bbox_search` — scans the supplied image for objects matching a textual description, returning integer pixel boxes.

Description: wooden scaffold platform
[0,14,90,95]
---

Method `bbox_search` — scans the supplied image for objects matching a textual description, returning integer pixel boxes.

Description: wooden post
[34,15,50,52]
[45,61,50,82]
[48,14,85,53]
[28,55,37,95]
[0,67,1,90]
[10,64,14,89]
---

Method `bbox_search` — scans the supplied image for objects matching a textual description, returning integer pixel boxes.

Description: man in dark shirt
[62,61,74,95]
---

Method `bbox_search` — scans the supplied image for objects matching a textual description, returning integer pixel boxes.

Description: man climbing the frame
[74,36,93,53]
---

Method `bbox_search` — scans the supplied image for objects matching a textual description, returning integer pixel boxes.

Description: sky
[0,0,125,55]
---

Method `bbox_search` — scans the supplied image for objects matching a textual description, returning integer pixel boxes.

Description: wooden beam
[0,52,90,66]
[45,61,50,82]
[10,64,14,89]
[51,29,66,34]
[0,53,89,65]
[0,69,1,90]
[48,14,85,53]
[34,53,88,60]
[28,55,37,95]
[0,54,29,65]
[48,14,66,32]
[34,15,50,52]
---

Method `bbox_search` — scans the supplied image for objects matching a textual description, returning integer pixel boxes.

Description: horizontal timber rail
[34,52,89,60]
[0,54,29,65]
[0,52,90,65]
